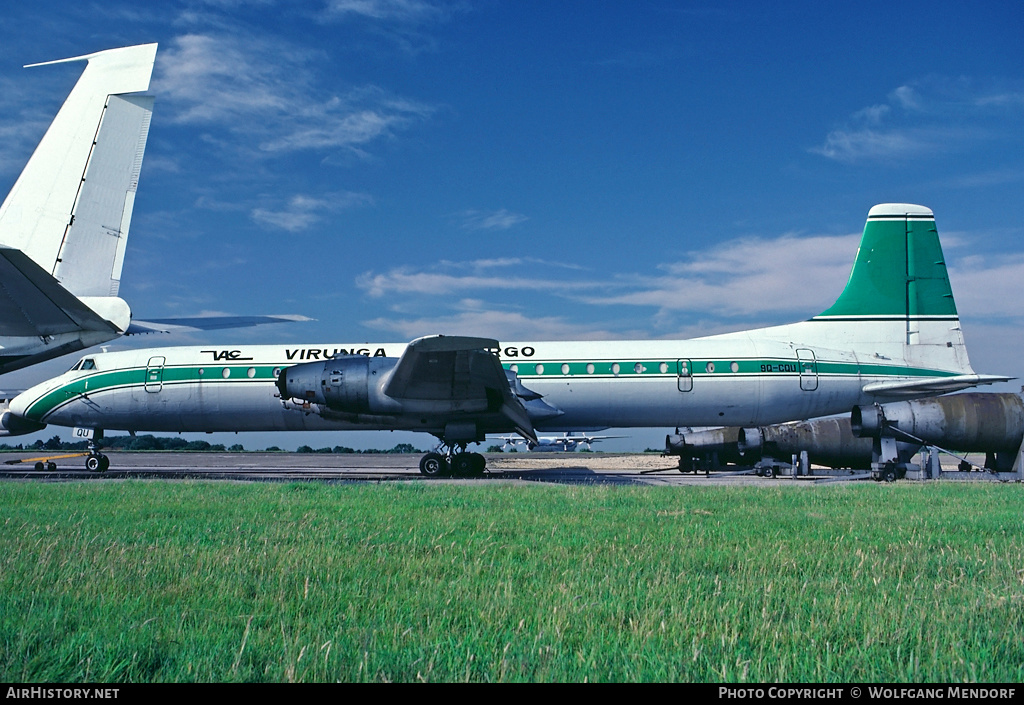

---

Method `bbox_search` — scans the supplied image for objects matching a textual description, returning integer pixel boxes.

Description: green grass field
[1,481,1021,682]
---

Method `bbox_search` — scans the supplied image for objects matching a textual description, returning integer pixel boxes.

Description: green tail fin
[817,204,957,319]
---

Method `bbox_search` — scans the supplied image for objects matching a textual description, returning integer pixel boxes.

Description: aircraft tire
[46,462,57,471]
[419,452,446,477]
[881,463,897,483]
[86,455,101,472]
[98,455,110,473]
[451,453,474,476]
[34,462,44,471]
[763,465,776,479]
[470,453,486,475]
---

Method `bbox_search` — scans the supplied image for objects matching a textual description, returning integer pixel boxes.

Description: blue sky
[1,1,1022,451]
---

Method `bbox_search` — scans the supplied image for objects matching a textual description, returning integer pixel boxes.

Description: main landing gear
[418,443,486,477]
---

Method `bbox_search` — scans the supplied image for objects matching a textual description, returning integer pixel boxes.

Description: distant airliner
[2,204,1009,474]
[0,43,308,380]
[494,432,627,452]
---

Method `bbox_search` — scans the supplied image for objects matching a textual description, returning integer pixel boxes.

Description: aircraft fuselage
[9,328,967,436]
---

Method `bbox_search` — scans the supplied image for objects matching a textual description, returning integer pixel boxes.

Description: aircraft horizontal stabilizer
[862,374,1012,398]
[0,248,119,337]
[125,314,313,335]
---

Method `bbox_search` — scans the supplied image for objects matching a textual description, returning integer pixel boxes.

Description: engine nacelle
[665,427,741,457]
[852,392,1024,453]
[850,404,885,438]
[0,410,46,436]
[276,355,401,415]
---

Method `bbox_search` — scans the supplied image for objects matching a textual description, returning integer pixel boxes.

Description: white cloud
[459,208,529,231]
[155,34,433,156]
[251,191,373,232]
[324,0,447,22]
[356,267,598,298]
[362,304,623,341]
[811,77,1022,163]
[355,232,863,320]
[812,126,943,162]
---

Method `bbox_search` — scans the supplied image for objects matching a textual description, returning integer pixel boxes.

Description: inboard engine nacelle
[276,355,402,415]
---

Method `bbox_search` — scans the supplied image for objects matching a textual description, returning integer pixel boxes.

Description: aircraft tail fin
[816,204,957,326]
[0,43,157,297]
[808,204,1010,394]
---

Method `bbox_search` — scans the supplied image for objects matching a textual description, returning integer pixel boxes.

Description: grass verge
[1,481,1021,682]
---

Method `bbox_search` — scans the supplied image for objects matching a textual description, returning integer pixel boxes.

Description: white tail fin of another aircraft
[0,43,157,297]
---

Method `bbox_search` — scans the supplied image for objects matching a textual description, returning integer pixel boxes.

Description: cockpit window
[80,359,96,370]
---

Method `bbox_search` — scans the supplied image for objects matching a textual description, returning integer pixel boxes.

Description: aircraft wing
[862,374,1012,398]
[126,314,313,335]
[384,335,537,442]
[0,248,118,337]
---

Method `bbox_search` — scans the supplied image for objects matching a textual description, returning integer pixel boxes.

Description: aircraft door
[144,356,166,393]
[797,349,818,391]
[677,359,693,392]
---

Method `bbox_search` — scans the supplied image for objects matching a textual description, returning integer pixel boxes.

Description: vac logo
[201,350,254,361]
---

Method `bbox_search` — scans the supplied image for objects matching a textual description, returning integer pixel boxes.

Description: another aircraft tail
[0,43,157,298]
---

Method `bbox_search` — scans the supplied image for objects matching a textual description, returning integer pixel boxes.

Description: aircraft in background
[0,43,308,378]
[493,432,627,452]
[4,205,1009,472]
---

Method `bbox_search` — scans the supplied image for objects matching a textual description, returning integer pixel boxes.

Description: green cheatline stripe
[505,358,959,379]
[25,357,961,421]
[24,364,282,419]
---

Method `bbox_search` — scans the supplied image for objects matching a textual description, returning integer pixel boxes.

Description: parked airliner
[494,432,627,452]
[2,204,1009,473]
[0,43,307,382]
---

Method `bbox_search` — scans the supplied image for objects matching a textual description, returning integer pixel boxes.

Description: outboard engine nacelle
[276,355,400,415]
[0,409,46,436]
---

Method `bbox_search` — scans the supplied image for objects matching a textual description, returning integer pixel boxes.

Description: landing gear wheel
[678,457,693,474]
[451,453,474,476]
[34,462,44,471]
[881,463,897,483]
[85,454,110,473]
[470,453,486,476]
[419,452,447,477]
[763,465,776,479]
[46,462,57,472]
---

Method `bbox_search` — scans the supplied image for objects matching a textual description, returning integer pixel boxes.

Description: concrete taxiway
[0,451,777,485]
[0,452,1009,485]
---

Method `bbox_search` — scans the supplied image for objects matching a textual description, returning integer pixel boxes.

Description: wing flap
[384,335,537,441]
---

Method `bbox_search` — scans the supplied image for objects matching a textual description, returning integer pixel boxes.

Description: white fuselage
[10,316,971,435]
